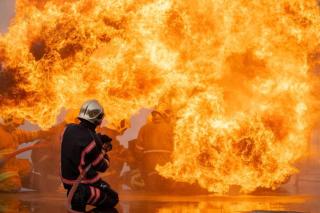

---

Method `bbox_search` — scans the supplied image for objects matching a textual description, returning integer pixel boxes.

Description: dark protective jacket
[60,121,109,188]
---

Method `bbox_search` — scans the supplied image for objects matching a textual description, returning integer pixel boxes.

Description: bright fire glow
[1,0,320,193]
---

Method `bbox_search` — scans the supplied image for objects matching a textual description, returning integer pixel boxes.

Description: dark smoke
[0,61,32,105]
[30,40,46,61]
[59,43,82,59]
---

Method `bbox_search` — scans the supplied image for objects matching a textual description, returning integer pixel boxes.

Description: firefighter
[60,100,119,212]
[135,106,174,192]
[0,116,45,192]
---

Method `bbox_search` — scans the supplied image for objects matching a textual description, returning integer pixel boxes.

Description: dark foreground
[0,190,319,213]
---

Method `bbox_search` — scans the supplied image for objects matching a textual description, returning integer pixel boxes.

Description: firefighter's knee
[99,189,119,208]
[107,189,119,207]
[110,191,119,207]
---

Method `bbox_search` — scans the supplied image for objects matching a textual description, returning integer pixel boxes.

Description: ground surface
[0,189,319,213]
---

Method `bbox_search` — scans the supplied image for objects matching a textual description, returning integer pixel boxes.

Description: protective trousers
[67,180,119,212]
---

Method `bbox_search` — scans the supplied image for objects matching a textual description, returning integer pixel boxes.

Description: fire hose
[66,163,92,213]
[0,141,47,167]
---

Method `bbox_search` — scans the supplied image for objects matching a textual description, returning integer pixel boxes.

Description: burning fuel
[1,0,320,193]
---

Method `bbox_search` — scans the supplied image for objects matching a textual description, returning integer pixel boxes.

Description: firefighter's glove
[98,134,112,152]
[103,142,112,152]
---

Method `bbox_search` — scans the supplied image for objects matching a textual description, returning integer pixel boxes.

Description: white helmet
[78,100,104,125]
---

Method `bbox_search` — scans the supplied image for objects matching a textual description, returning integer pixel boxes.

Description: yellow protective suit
[136,114,174,191]
[0,125,42,192]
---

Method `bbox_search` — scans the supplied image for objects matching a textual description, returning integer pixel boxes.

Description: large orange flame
[0,0,320,193]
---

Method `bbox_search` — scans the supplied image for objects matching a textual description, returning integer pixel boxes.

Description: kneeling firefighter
[60,100,119,212]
